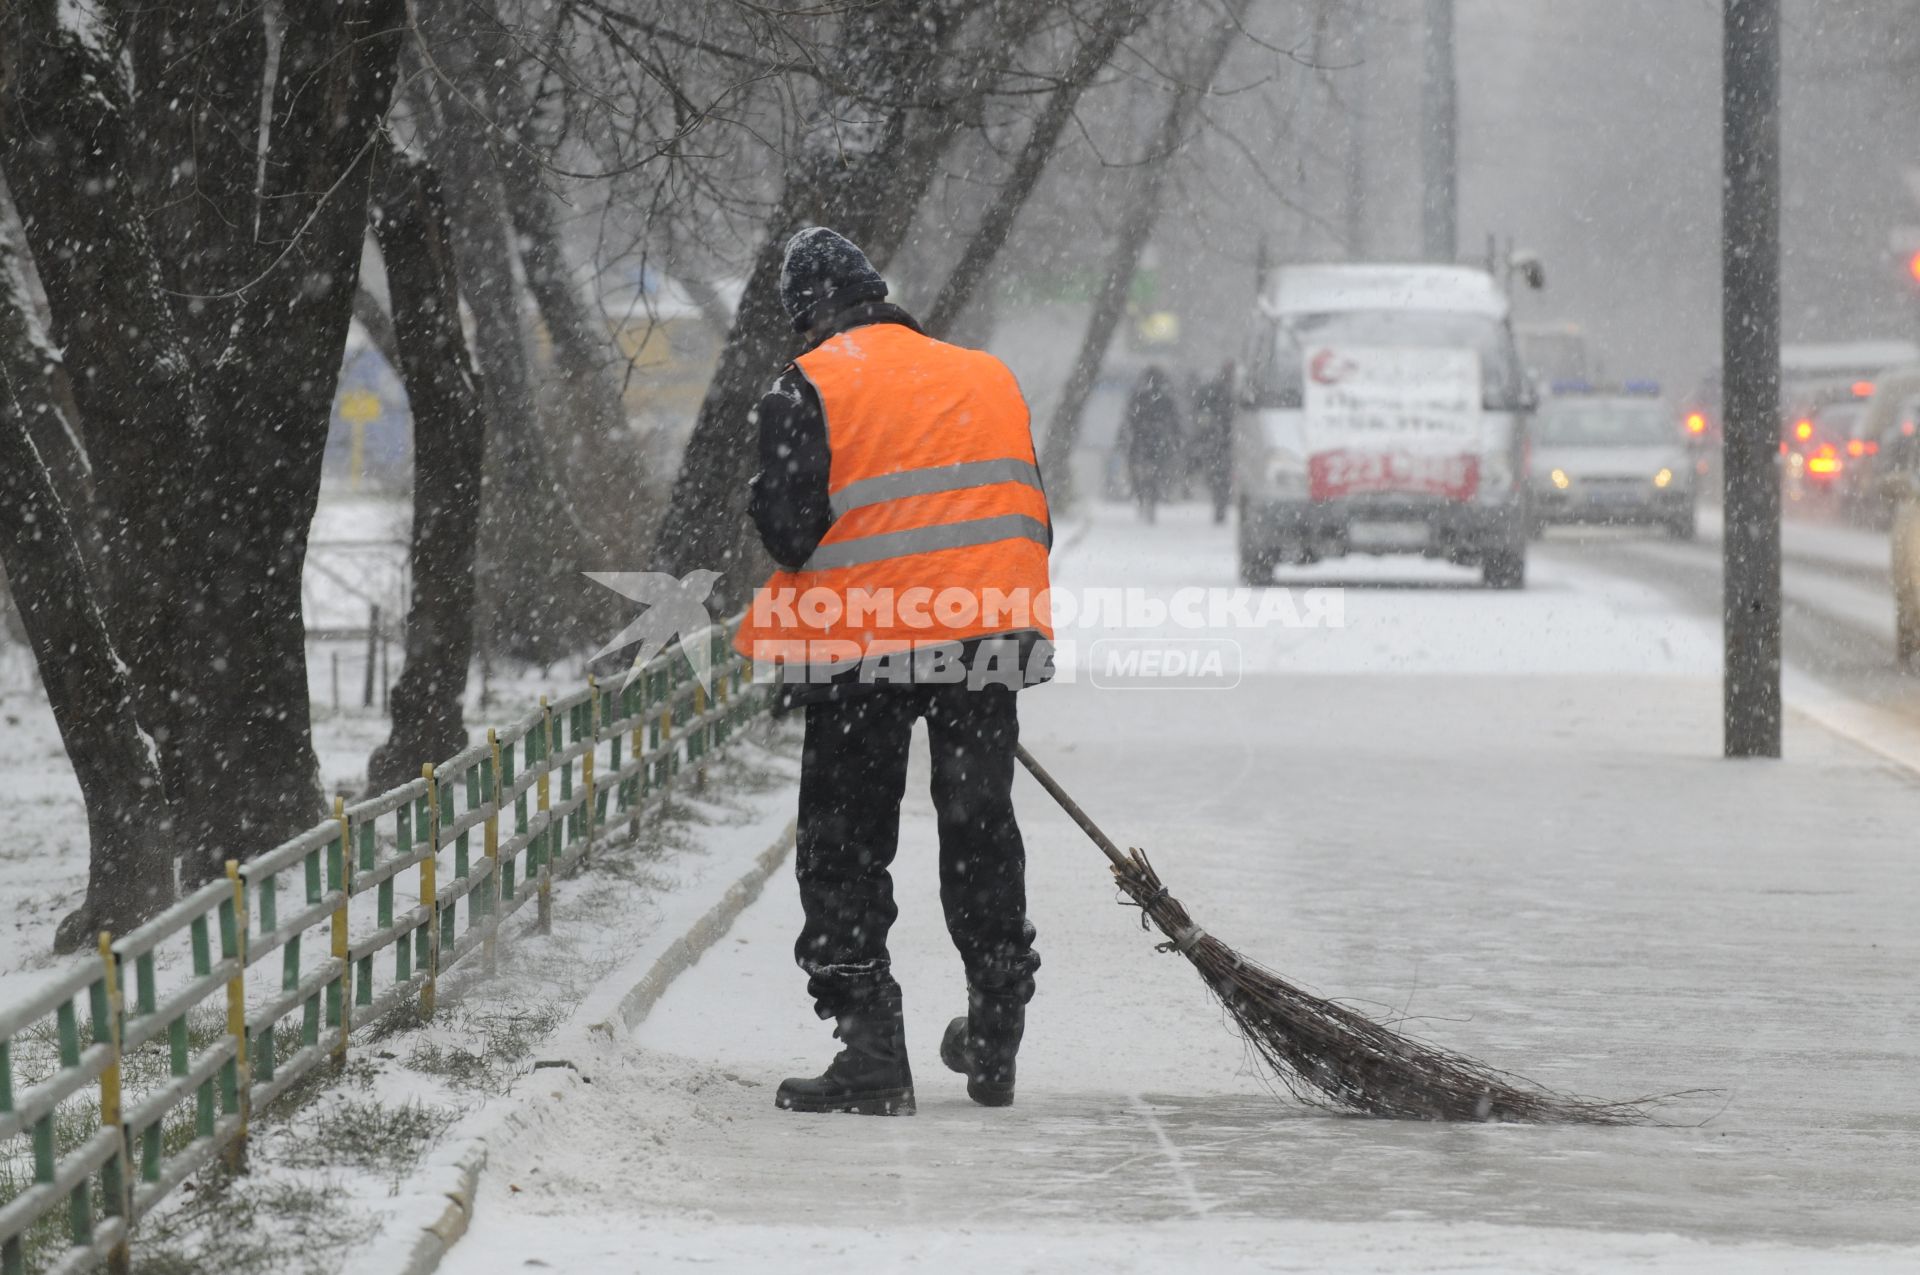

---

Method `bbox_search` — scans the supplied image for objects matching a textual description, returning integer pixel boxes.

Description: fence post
[659,682,674,800]
[363,605,379,708]
[692,681,709,791]
[330,797,353,1064]
[420,764,440,1019]
[485,730,502,975]
[537,696,554,935]
[628,678,645,839]
[95,933,131,1275]
[584,675,599,864]
[221,860,250,1171]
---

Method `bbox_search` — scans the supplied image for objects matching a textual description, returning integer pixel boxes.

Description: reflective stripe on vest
[802,512,1050,571]
[827,457,1044,518]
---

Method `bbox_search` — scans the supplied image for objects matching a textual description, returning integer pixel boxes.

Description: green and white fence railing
[0,623,767,1274]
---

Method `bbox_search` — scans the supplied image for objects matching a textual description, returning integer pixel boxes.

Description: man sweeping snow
[733,227,1054,1115]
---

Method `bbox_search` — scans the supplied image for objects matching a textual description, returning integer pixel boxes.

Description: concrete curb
[374,815,799,1275]
[586,817,799,1039]
[1785,673,1920,780]
[392,1139,487,1275]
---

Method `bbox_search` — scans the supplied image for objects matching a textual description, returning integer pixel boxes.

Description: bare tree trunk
[128,0,269,369]
[1038,6,1247,502]
[175,0,407,882]
[651,0,961,597]
[416,0,596,662]
[5,0,433,935]
[652,229,793,593]
[366,148,489,790]
[0,199,99,566]
[1,0,209,882]
[2,251,176,950]
[923,2,1153,338]
[487,46,636,499]
[509,187,631,453]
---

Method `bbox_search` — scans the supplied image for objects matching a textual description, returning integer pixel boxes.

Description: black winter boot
[776,994,915,1115]
[941,991,1024,1108]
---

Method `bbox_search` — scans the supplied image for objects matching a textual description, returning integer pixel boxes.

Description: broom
[1016,744,1644,1124]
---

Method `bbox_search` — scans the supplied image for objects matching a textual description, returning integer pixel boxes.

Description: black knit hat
[779,227,888,330]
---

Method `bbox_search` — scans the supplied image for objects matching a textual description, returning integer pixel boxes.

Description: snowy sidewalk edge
[577,816,799,1041]
[387,1139,487,1275]
[364,814,799,1275]
[1785,669,1920,778]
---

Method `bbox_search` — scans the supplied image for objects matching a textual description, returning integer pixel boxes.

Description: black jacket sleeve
[747,366,833,570]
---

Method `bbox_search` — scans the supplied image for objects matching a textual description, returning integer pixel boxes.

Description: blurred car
[1841,368,1920,528]
[1528,390,1696,538]
[1781,340,1919,408]
[1836,398,1899,523]
[1782,396,1867,506]
[1887,437,1920,663]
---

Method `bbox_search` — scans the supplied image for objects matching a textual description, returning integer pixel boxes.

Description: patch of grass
[279,1098,457,1185]
[268,1053,380,1112]
[137,1169,369,1275]
[402,1003,565,1094]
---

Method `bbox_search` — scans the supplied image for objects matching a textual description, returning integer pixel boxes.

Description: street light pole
[1722,0,1783,758]
[1421,0,1457,263]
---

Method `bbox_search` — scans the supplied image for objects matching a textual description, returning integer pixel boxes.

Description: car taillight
[1807,453,1842,475]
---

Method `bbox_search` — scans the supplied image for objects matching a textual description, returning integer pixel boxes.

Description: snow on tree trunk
[1,231,176,949]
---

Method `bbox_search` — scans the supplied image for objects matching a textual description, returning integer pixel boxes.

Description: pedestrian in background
[1192,360,1237,524]
[1123,365,1182,523]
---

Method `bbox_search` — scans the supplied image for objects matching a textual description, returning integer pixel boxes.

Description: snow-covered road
[425,510,1920,1271]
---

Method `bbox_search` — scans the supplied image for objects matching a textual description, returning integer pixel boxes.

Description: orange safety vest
[734,323,1053,677]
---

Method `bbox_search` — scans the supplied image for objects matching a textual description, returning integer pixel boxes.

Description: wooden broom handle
[1014,743,1130,873]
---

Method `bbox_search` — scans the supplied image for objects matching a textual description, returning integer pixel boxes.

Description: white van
[1235,264,1535,588]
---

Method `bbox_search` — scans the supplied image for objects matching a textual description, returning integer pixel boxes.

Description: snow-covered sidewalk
[443,507,1920,1273]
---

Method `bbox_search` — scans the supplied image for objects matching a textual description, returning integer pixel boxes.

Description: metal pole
[363,605,379,709]
[1722,0,1782,758]
[1421,0,1457,263]
[1341,3,1368,259]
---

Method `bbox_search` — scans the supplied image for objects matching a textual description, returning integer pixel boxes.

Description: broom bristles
[1114,847,1646,1124]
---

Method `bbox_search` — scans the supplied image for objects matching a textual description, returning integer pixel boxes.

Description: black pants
[795,683,1040,1020]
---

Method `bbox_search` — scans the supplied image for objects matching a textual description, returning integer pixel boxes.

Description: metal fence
[0,623,764,1274]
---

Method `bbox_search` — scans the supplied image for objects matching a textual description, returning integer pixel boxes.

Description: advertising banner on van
[1302,344,1483,500]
